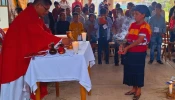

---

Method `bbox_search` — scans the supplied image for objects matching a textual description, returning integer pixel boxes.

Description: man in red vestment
[0,0,70,99]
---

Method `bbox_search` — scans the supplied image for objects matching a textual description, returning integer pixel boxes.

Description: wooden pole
[55,82,60,97]
[35,82,41,100]
[88,65,91,96]
[80,85,86,100]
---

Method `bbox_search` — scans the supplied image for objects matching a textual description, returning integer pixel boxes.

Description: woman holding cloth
[122,5,151,100]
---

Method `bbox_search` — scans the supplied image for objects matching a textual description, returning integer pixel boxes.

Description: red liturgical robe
[0,5,61,99]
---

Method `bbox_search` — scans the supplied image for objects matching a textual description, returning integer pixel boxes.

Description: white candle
[81,32,87,42]
[169,83,173,94]
[72,41,79,54]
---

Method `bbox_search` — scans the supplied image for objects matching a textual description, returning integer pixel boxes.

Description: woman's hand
[123,47,128,55]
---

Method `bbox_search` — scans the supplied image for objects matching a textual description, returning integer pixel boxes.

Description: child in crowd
[85,13,97,53]
[75,7,85,25]
[66,8,72,23]
[69,12,84,41]
[94,8,113,64]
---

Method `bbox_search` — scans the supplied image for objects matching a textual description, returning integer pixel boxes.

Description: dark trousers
[114,45,125,64]
[98,37,109,63]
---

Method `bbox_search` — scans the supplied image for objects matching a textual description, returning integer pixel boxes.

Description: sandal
[125,91,136,95]
[133,94,141,100]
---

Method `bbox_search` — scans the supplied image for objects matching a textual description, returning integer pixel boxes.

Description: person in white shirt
[59,0,71,10]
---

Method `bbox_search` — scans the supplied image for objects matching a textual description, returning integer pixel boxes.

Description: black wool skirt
[123,52,147,87]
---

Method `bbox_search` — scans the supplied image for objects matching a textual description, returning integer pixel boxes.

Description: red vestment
[0,5,61,99]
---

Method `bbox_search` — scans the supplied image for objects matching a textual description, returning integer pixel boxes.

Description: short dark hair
[82,7,88,13]
[116,3,120,9]
[89,13,95,19]
[100,8,107,15]
[152,2,157,7]
[33,0,52,6]
[156,3,162,9]
[128,2,134,7]
[54,1,59,5]
[73,12,79,17]
[15,7,23,14]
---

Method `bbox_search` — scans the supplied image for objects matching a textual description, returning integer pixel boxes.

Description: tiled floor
[43,54,175,100]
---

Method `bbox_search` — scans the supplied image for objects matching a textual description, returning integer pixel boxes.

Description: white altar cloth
[24,41,95,93]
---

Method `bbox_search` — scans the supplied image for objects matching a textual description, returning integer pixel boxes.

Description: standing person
[169,1,175,22]
[169,10,175,53]
[169,1,175,49]
[113,8,125,66]
[151,5,165,18]
[59,0,70,10]
[55,12,70,35]
[69,12,84,41]
[98,0,108,15]
[125,2,134,16]
[0,0,70,99]
[72,0,82,11]
[149,3,166,64]
[123,5,151,100]
[82,7,89,21]
[112,3,120,20]
[84,0,95,13]
[66,7,72,23]
[52,1,62,22]
[149,1,157,15]
[95,8,113,64]
[125,2,134,17]
[85,13,97,52]
[75,7,85,25]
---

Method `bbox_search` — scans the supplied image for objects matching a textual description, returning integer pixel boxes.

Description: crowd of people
[0,0,175,100]
[8,0,175,65]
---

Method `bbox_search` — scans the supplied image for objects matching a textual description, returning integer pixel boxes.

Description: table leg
[55,82,59,97]
[35,82,40,100]
[80,85,86,100]
[88,66,91,96]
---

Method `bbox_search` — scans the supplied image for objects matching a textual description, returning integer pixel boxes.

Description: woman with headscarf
[122,5,151,100]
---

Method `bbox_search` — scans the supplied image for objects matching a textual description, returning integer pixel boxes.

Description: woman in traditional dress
[122,5,151,100]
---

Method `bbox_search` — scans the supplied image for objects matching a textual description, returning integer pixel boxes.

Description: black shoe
[106,62,109,64]
[157,60,163,64]
[148,60,153,64]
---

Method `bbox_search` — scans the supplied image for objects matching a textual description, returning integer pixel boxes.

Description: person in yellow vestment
[69,12,84,41]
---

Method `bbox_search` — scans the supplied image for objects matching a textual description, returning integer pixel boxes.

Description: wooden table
[35,65,92,100]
